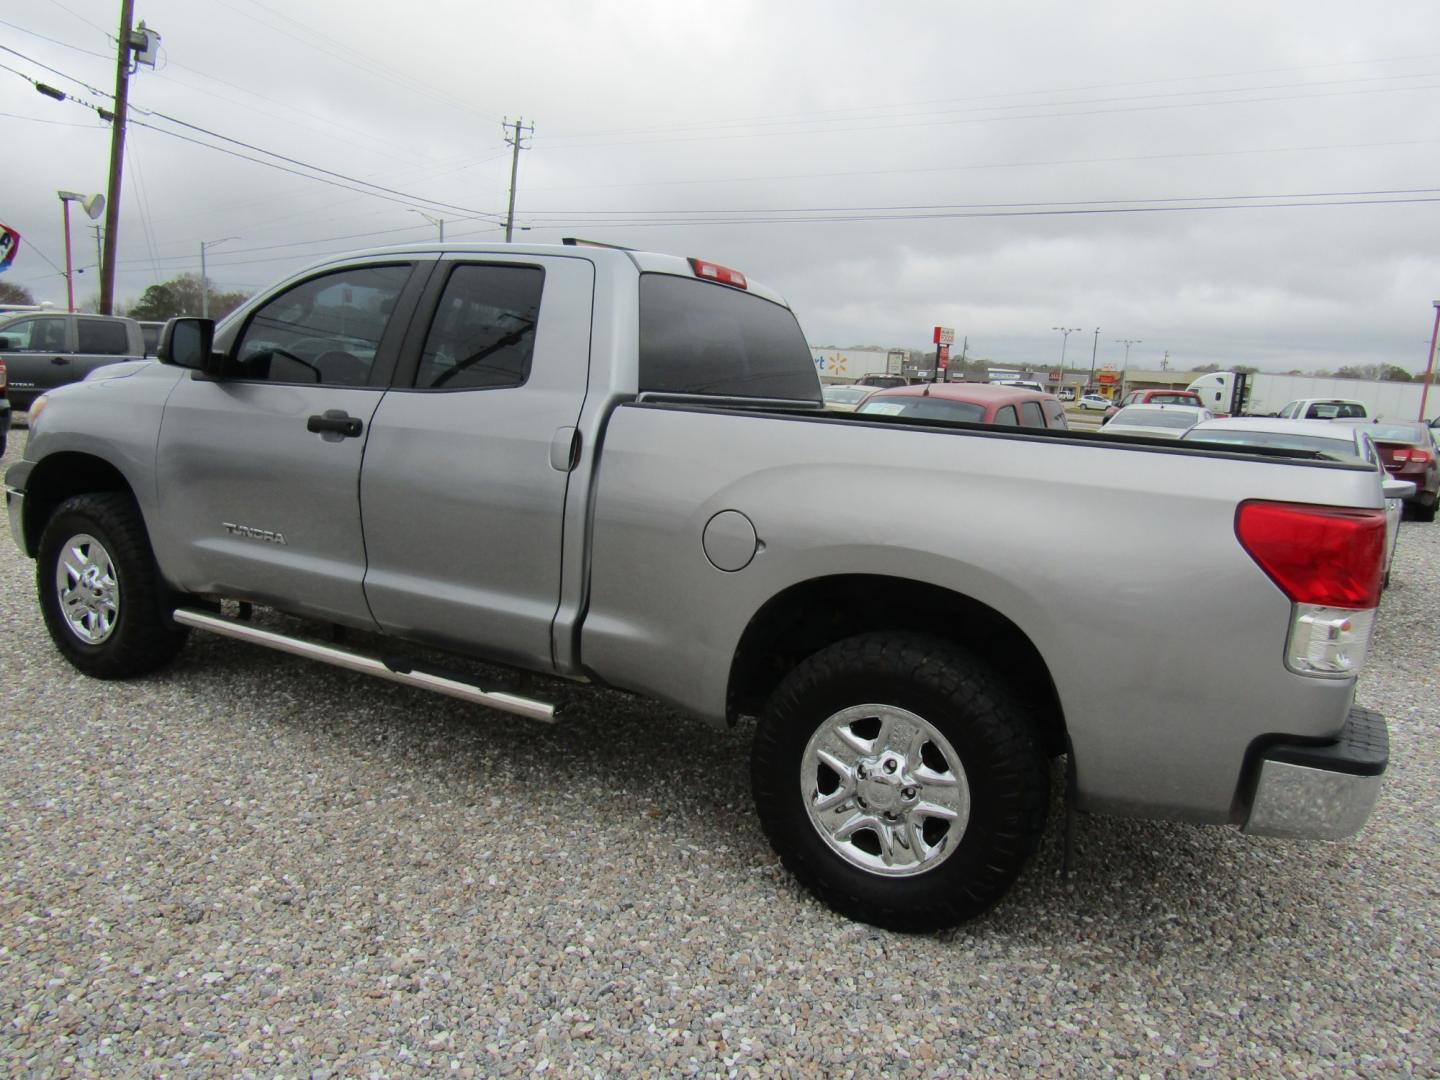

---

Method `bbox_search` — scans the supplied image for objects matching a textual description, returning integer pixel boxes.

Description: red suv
[1102,388,1203,425]
[854,382,1068,430]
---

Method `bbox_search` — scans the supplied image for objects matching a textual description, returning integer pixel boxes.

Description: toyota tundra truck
[4,242,1391,930]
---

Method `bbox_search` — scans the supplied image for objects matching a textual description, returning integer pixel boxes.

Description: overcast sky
[3,0,1439,374]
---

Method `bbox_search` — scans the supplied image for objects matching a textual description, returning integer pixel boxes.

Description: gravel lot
[2,425,1437,1077]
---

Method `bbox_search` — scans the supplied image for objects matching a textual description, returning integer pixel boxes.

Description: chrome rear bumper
[1243,706,1388,840]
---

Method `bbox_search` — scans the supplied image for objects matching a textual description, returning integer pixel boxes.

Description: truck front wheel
[37,493,188,678]
[751,632,1048,931]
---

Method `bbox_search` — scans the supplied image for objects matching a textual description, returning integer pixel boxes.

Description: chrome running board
[173,607,558,723]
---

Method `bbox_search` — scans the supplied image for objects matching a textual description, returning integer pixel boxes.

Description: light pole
[1087,327,1101,391]
[1052,326,1081,388]
[199,237,237,318]
[1420,301,1440,422]
[410,210,444,241]
[1115,338,1141,395]
[57,191,105,313]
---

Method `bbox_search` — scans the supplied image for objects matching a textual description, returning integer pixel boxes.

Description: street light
[1420,301,1440,422]
[1115,339,1142,366]
[410,210,445,241]
[199,237,238,318]
[1052,326,1081,383]
[57,191,105,313]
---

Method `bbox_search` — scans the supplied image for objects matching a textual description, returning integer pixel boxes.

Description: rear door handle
[51,356,69,365]
[306,410,363,438]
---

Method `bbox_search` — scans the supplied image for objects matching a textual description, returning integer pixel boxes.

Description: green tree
[127,273,249,321]
[0,281,36,306]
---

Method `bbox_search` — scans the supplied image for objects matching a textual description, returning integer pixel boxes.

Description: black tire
[1414,498,1437,524]
[752,632,1048,932]
[37,492,188,678]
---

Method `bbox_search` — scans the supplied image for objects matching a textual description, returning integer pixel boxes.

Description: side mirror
[1382,477,1416,501]
[157,317,221,375]
[0,336,10,350]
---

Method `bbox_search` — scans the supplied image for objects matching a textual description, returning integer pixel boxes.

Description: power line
[0,16,111,58]
[548,70,1440,144]
[3,47,509,224]
[229,0,502,124]
[545,51,1440,139]
[512,195,1440,232]
[539,81,1440,151]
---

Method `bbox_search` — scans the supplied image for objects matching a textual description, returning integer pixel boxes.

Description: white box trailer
[1189,372,1437,422]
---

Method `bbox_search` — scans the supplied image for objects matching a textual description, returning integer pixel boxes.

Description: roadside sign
[937,344,950,369]
[933,326,955,345]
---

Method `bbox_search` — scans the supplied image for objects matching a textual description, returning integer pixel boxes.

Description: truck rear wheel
[37,493,187,678]
[751,632,1048,931]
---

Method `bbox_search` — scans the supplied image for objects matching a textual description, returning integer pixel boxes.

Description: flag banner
[0,224,20,272]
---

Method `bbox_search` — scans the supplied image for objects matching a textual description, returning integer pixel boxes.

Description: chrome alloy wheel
[55,533,120,645]
[800,704,971,877]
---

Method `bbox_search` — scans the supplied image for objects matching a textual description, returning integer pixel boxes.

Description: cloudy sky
[3,0,1439,374]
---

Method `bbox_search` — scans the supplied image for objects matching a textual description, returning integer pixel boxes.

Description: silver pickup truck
[4,243,1392,930]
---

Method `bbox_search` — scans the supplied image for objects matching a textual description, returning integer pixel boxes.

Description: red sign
[1048,370,1061,381]
[1096,372,1118,384]
[933,326,955,345]
[937,343,950,369]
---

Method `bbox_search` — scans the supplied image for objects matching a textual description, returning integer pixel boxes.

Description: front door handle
[50,356,69,365]
[306,411,363,438]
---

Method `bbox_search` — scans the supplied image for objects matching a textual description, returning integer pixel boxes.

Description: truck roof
[290,242,793,308]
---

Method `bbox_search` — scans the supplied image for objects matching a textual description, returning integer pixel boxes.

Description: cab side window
[1019,400,1046,428]
[994,405,1019,426]
[76,319,130,355]
[0,316,67,352]
[415,264,544,390]
[232,264,411,386]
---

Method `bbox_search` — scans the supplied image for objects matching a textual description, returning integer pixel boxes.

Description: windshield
[1113,407,1199,429]
[857,397,987,423]
[1183,429,1357,458]
[822,386,872,405]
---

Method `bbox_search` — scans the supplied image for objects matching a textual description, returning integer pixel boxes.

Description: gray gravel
[2,425,1437,1077]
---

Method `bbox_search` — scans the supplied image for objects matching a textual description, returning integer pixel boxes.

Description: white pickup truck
[5,242,1391,929]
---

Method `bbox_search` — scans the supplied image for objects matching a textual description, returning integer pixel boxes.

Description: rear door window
[639,274,821,402]
[1019,401,1046,428]
[994,405,1019,426]
[76,319,131,355]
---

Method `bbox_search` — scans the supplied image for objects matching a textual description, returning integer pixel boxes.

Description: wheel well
[20,452,135,555]
[728,575,1066,755]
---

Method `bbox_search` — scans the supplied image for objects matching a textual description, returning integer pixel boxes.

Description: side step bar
[173,608,557,723]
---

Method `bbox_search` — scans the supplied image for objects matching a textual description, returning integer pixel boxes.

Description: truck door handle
[306,411,363,438]
[51,356,69,365]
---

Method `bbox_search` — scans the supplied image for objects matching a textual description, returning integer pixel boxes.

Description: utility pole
[1087,327,1101,390]
[503,117,533,242]
[91,224,103,276]
[99,0,136,315]
[199,237,237,318]
[1115,339,1141,366]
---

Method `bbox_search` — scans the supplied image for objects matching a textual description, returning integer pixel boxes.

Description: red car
[1102,388,1203,424]
[854,382,1068,430]
[1357,420,1438,522]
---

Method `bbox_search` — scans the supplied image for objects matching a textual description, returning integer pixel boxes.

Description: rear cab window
[638,274,821,403]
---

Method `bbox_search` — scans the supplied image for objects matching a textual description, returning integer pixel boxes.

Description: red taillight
[1392,447,1432,464]
[688,258,748,290]
[1235,501,1385,609]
